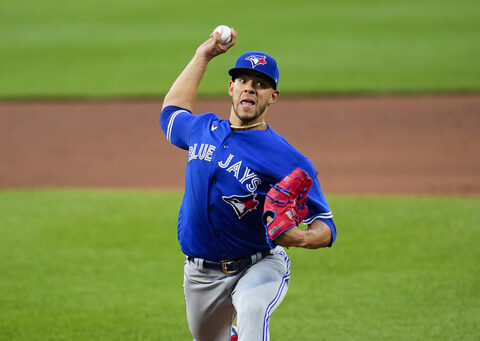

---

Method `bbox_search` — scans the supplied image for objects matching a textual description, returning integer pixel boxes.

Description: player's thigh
[232,250,290,314]
[184,261,236,340]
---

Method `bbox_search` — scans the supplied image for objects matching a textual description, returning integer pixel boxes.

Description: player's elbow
[303,220,333,249]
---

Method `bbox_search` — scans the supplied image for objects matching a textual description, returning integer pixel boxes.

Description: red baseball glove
[262,168,313,247]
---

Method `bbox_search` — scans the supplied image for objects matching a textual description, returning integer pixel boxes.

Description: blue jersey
[160,105,337,261]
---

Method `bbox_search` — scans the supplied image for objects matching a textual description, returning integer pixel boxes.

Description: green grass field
[1,0,480,99]
[1,190,479,340]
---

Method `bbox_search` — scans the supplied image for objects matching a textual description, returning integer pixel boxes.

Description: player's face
[228,72,279,124]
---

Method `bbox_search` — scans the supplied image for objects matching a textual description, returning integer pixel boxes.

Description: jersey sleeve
[159,105,196,150]
[291,158,337,246]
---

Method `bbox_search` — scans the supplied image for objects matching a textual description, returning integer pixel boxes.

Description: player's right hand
[196,28,237,61]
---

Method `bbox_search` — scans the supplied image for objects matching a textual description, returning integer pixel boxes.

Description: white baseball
[213,25,232,44]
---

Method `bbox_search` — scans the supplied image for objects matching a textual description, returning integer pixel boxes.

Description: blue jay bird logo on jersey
[245,55,267,68]
[222,193,260,219]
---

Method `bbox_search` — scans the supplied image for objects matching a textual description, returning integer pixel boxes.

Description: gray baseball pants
[184,246,290,341]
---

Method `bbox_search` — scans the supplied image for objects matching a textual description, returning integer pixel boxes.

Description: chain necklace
[230,121,266,130]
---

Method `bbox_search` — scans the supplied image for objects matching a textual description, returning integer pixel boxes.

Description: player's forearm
[162,53,210,112]
[274,220,332,249]
[297,220,332,248]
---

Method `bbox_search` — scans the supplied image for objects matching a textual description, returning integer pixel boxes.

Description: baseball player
[159,29,337,341]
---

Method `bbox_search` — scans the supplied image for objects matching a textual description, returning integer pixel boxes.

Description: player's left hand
[262,168,313,248]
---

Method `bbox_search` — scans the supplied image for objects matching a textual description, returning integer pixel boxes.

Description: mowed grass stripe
[0,190,479,340]
[0,0,479,98]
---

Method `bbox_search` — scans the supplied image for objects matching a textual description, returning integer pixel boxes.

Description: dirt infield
[1,95,479,195]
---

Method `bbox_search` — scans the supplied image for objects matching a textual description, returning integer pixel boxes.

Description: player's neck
[229,111,268,131]
[230,120,266,130]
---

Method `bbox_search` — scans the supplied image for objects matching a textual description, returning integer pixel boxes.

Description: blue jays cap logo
[228,51,279,89]
[245,55,268,68]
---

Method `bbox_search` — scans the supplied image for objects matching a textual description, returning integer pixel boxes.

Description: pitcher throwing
[159,27,337,341]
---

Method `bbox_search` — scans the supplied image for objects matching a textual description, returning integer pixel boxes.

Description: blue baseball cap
[228,51,279,89]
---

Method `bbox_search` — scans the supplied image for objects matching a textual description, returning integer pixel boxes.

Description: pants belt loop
[251,251,265,265]
[193,257,204,270]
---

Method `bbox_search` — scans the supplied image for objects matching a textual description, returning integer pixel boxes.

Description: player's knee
[238,297,267,320]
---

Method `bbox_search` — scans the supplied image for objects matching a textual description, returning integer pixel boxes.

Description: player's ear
[268,89,280,105]
[228,80,234,96]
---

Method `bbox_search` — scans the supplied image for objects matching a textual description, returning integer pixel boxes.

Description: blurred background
[1,0,479,99]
